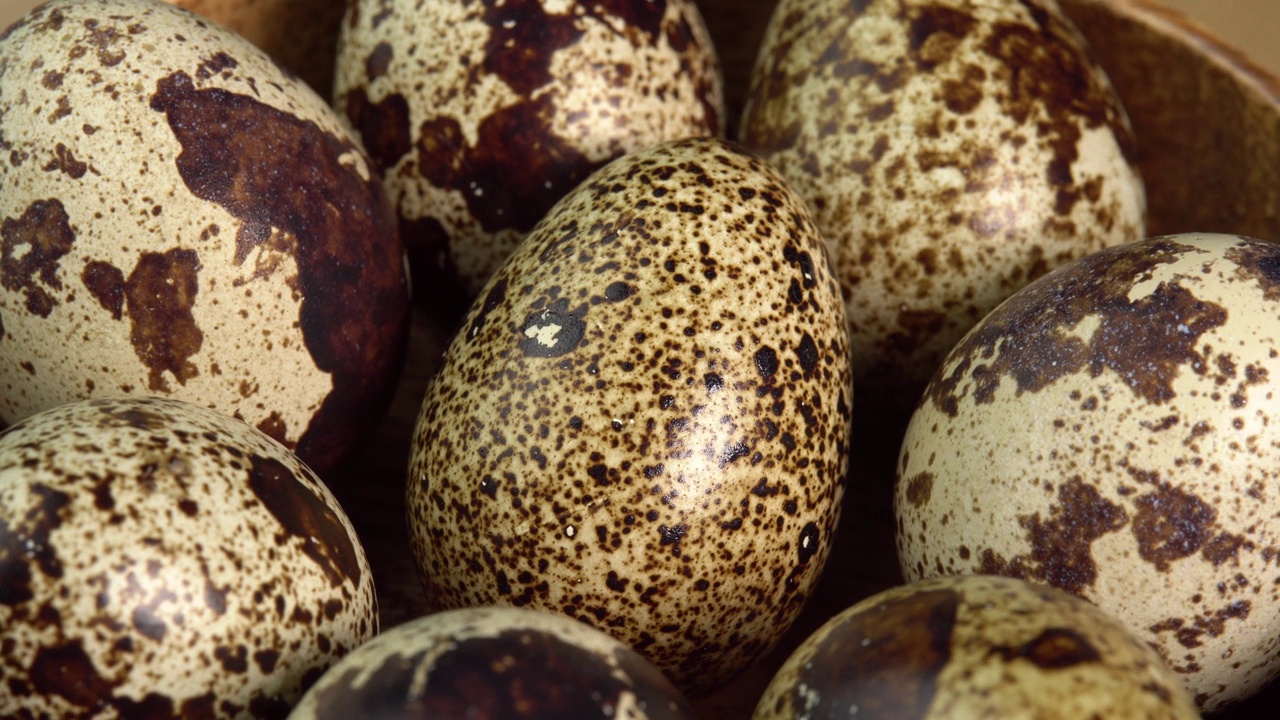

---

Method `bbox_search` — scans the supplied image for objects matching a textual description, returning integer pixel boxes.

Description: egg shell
[897,233,1280,710]
[289,605,695,719]
[0,0,410,475]
[740,0,1145,424]
[0,395,377,718]
[333,0,725,307]
[406,136,853,696]
[753,574,1200,720]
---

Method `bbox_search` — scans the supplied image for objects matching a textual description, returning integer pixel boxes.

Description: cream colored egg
[407,137,852,696]
[290,606,694,718]
[741,0,1145,424]
[0,396,376,718]
[0,0,409,475]
[334,0,724,307]
[897,233,1280,710]
[754,575,1200,720]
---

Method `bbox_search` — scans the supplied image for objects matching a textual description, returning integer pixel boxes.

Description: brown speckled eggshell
[897,233,1280,711]
[753,575,1200,720]
[333,0,724,308]
[0,0,409,475]
[740,0,1145,424]
[406,136,853,696]
[0,396,377,718]
[289,606,695,719]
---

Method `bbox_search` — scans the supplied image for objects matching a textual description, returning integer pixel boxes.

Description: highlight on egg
[897,233,1280,710]
[406,136,853,696]
[289,606,696,719]
[753,575,1200,720]
[334,0,725,308]
[0,396,376,717]
[740,0,1146,424]
[0,0,410,475]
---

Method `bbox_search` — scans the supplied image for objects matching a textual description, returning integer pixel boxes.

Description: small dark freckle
[569,416,583,430]
[660,395,675,409]
[646,510,659,521]
[664,259,676,272]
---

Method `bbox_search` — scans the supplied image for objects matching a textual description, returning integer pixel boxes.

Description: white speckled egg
[740,0,1145,424]
[290,606,695,718]
[753,575,1200,720]
[333,0,724,307]
[0,396,376,718]
[0,0,410,475]
[406,137,853,696]
[897,233,1280,711]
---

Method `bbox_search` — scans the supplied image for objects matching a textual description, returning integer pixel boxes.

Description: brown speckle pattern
[406,137,853,696]
[753,575,1199,720]
[0,396,376,718]
[740,0,1145,422]
[0,0,409,475]
[291,606,695,719]
[334,0,725,308]
[898,234,1280,710]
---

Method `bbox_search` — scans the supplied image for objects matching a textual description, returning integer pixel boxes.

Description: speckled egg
[740,0,1145,424]
[0,395,376,718]
[753,575,1200,720]
[290,606,695,719]
[333,0,724,308]
[896,233,1280,710]
[0,0,409,475]
[406,136,853,695]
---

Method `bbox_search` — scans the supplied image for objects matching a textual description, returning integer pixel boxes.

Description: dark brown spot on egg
[365,42,393,81]
[194,51,237,81]
[980,478,1127,596]
[904,471,934,508]
[999,627,1100,668]
[908,4,977,69]
[82,260,125,320]
[150,70,408,473]
[42,143,87,179]
[247,454,361,588]
[0,482,70,606]
[792,588,958,720]
[123,248,203,393]
[30,640,117,709]
[1,198,76,318]
[83,18,127,67]
[344,88,412,171]
[1131,481,1216,572]
[927,239,1226,413]
[416,98,593,237]
[1227,239,1280,302]
[518,307,586,358]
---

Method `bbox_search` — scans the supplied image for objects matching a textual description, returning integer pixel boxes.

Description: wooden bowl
[318,1,1280,717]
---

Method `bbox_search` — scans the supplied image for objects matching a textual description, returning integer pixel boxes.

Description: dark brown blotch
[123,248,203,393]
[247,454,361,588]
[792,588,959,720]
[1,198,76,318]
[999,627,1100,669]
[0,482,70,606]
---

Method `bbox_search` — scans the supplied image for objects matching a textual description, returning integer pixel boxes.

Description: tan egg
[406,137,853,696]
[290,606,695,718]
[897,233,1280,711]
[754,575,1200,720]
[740,0,1145,425]
[0,0,410,475]
[333,0,724,310]
[165,0,347,96]
[0,396,376,718]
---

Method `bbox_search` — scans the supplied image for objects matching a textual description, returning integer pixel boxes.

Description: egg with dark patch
[753,575,1200,719]
[0,0,409,475]
[897,233,1280,710]
[406,137,853,696]
[290,606,695,719]
[334,0,725,309]
[0,396,376,718]
[740,0,1145,424]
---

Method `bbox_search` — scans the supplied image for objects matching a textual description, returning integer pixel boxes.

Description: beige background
[0,0,1277,77]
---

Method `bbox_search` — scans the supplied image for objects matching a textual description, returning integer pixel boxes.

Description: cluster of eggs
[1,0,1276,717]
